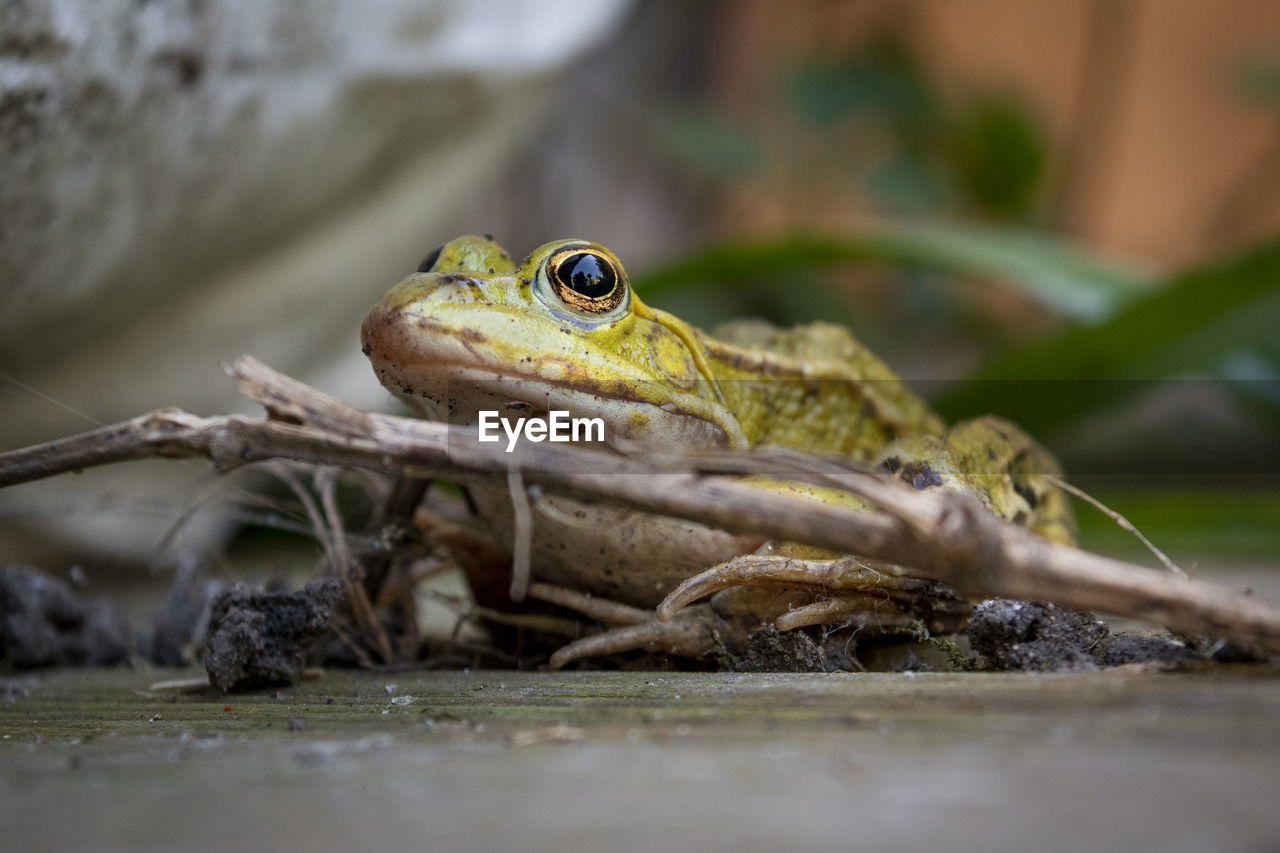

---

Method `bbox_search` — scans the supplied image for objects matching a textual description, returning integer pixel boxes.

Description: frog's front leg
[656,554,969,632]
[527,582,743,669]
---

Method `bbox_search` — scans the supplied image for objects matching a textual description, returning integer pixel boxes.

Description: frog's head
[362,236,746,447]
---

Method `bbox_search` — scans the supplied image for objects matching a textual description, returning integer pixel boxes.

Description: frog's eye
[416,244,444,273]
[545,248,628,315]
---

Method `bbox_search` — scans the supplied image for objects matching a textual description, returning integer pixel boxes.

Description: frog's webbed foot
[657,555,969,633]
[526,582,742,670]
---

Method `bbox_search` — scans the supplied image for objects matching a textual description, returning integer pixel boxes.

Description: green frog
[361,235,1075,668]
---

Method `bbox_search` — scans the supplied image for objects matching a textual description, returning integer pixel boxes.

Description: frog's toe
[773,595,916,632]
[548,608,728,669]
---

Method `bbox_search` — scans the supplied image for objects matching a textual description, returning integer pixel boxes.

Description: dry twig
[1,355,1278,654]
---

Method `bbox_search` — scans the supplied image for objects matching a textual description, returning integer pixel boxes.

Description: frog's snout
[362,276,433,368]
[377,272,484,316]
[360,272,493,375]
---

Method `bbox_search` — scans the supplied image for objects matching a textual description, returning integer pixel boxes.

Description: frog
[361,235,1076,669]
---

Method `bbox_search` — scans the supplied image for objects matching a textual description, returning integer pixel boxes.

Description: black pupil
[416,244,443,272]
[558,253,616,298]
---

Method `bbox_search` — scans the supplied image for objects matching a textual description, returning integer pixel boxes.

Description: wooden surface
[2,665,1278,853]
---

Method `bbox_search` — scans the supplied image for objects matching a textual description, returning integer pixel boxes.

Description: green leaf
[634,220,1149,323]
[945,94,1048,220]
[934,236,1280,431]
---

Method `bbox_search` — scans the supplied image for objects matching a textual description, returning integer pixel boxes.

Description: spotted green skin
[362,236,1075,605]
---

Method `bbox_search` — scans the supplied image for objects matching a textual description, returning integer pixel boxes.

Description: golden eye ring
[545,248,627,315]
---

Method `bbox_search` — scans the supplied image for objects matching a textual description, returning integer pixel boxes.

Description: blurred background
[2,0,1278,581]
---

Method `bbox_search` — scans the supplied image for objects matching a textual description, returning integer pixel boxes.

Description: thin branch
[315,467,394,666]
[1048,475,1186,578]
[0,355,1278,654]
[506,462,534,603]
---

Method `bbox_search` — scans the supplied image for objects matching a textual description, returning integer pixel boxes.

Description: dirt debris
[1096,634,1196,667]
[968,598,1194,672]
[204,577,342,692]
[730,625,830,672]
[0,564,130,668]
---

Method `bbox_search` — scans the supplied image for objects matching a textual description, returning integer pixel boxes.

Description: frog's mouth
[374,360,739,449]
[362,311,748,449]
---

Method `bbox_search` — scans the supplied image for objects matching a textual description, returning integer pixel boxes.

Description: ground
[2,666,1278,852]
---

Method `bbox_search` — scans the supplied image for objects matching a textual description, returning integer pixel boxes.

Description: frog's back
[699,319,945,460]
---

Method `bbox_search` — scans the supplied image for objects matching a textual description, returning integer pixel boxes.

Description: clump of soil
[730,625,829,672]
[735,625,862,673]
[0,564,130,668]
[968,598,1194,671]
[1095,633,1195,667]
[204,577,342,692]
